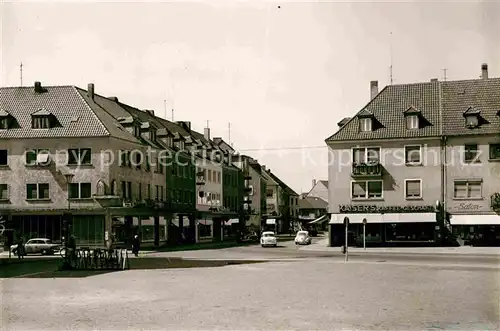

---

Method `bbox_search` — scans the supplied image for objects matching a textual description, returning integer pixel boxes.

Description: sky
[1,0,499,193]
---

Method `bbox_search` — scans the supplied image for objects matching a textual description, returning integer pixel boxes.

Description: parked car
[295,231,312,245]
[11,238,60,255]
[260,231,277,247]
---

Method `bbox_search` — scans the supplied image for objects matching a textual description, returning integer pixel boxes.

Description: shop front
[329,204,437,247]
[448,196,500,246]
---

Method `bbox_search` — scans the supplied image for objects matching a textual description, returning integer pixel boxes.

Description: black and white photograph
[1,0,499,330]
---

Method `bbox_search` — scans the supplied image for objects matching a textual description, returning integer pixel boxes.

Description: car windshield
[298,233,307,237]
[45,240,52,244]
[262,233,274,237]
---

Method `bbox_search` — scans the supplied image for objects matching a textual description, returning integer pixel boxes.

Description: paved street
[1,238,499,330]
[2,256,499,330]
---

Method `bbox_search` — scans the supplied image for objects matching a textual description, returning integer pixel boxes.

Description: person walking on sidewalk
[132,234,140,257]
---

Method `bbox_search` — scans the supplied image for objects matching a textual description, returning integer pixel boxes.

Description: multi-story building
[325,63,500,246]
[306,179,329,203]
[0,81,243,248]
[232,155,267,231]
[262,168,299,234]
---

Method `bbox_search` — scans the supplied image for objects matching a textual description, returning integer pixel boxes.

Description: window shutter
[352,182,366,196]
[454,182,467,198]
[406,181,420,196]
[468,182,481,198]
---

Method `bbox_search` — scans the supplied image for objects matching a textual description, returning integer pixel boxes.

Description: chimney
[430,78,438,82]
[145,109,155,116]
[87,83,94,100]
[262,165,266,171]
[337,117,351,128]
[481,63,488,79]
[34,81,42,93]
[109,96,119,102]
[312,179,316,188]
[204,127,210,141]
[370,81,378,100]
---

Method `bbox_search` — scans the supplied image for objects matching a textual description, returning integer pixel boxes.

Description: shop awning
[309,214,329,224]
[198,219,213,226]
[450,214,500,225]
[266,219,276,225]
[329,213,435,224]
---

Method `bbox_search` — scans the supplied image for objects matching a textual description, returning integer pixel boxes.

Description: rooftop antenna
[389,32,394,85]
[20,62,23,87]
[442,68,448,82]
[163,99,167,119]
[171,108,174,121]
[228,122,232,146]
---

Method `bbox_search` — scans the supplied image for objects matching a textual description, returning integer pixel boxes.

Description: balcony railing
[351,162,382,177]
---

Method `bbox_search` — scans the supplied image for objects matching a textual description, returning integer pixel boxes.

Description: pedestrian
[132,234,140,257]
[17,236,25,259]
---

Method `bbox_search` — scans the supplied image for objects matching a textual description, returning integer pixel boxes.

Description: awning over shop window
[450,214,500,225]
[308,214,329,224]
[225,219,239,225]
[329,213,435,224]
[266,219,276,225]
[198,219,213,226]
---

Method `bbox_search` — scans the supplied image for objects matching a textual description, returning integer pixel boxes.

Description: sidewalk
[300,239,500,256]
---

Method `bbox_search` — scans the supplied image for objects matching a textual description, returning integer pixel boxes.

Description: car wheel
[261,244,265,248]
[42,249,48,255]
[273,244,277,247]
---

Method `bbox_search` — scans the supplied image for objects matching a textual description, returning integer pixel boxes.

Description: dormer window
[359,118,372,132]
[463,106,481,129]
[179,140,185,150]
[134,125,141,137]
[0,109,12,129]
[31,108,54,129]
[150,129,156,142]
[406,115,419,129]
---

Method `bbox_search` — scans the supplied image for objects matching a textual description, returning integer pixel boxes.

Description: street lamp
[63,173,74,246]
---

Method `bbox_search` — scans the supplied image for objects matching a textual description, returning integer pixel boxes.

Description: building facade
[307,179,329,203]
[325,64,500,246]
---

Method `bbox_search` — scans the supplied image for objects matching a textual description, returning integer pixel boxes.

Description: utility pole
[389,32,394,85]
[163,100,167,119]
[20,62,23,87]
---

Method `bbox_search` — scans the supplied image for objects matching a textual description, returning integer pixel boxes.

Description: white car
[11,238,61,255]
[260,231,277,247]
[295,231,312,245]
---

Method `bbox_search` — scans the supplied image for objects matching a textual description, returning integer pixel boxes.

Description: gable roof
[265,170,298,196]
[326,76,500,142]
[326,82,442,142]
[318,180,328,188]
[442,78,500,136]
[299,196,328,210]
[0,86,110,139]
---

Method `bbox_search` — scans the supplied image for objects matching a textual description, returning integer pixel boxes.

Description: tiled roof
[265,170,298,196]
[299,196,328,210]
[326,76,500,142]
[0,86,110,139]
[441,78,500,136]
[326,82,442,141]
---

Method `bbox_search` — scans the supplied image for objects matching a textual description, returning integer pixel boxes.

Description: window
[32,116,50,129]
[26,183,50,200]
[121,181,126,199]
[465,115,479,128]
[119,151,131,167]
[406,115,419,129]
[147,184,151,199]
[208,170,212,182]
[0,149,7,166]
[134,152,142,170]
[489,144,500,160]
[145,156,150,171]
[217,172,221,183]
[266,189,274,198]
[352,147,380,164]
[405,179,422,199]
[351,180,383,199]
[464,144,479,163]
[25,149,50,165]
[127,182,132,199]
[0,184,9,200]
[68,148,91,165]
[405,145,421,164]
[453,180,482,199]
[69,183,92,199]
[359,118,372,132]
[155,185,160,200]
[138,183,142,201]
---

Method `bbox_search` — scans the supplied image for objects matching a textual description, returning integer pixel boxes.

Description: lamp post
[362,218,367,250]
[63,173,74,246]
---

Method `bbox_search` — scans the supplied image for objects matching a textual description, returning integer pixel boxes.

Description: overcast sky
[1,0,499,193]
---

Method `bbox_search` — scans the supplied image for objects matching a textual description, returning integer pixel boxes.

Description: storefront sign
[339,204,435,213]
[456,202,481,211]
